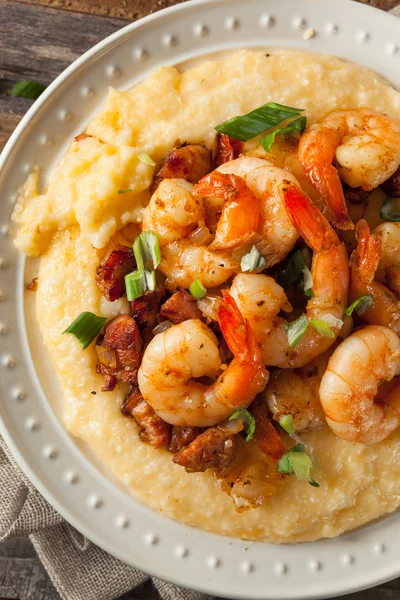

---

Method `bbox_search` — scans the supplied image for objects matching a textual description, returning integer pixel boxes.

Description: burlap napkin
[1,3,399,600]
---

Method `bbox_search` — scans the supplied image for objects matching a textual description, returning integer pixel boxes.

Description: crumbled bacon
[74,133,92,142]
[122,387,171,448]
[382,166,400,197]
[172,427,236,473]
[250,400,286,460]
[131,286,165,331]
[343,185,370,205]
[96,244,136,302]
[154,144,212,185]
[214,133,244,167]
[168,426,201,453]
[160,290,201,324]
[96,315,142,391]
[26,277,38,292]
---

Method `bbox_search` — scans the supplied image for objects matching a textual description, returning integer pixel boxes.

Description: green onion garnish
[302,265,313,298]
[215,102,304,142]
[138,153,156,166]
[125,269,156,301]
[380,196,400,222]
[62,312,107,349]
[240,246,266,272]
[277,246,311,290]
[345,294,374,316]
[9,79,46,100]
[278,443,319,487]
[279,414,295,437]
[260,116,307,152]
[283,314,309,349]
[229,408,256,442]
[309,319,335,339]
[189,278,207,300]
[118,189,133,194]
[133,231,162,273]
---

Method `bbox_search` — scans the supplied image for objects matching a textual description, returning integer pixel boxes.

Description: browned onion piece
[189,224,213,246]
[197,295,222,321]
[152,320,174,336]
[95,344,117,369]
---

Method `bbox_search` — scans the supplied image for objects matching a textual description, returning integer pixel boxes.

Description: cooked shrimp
[137,293,268,427]
[373,222,400,295]
[264,348,333,433]
[299,109,400,230]
[350,219,400,335]
[230,181,349,368]
[199,156,301,266]
[320,325,400,444]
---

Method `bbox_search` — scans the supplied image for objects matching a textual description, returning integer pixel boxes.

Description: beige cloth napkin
[1,3,399,600]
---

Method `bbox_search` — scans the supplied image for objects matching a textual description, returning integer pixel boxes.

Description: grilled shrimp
[299,109,400,230]
[230,181,349,368]
[137,293,268,427]
[142,176,259,288]
[197,156,300,266]
[350,219,400,335]
[320,325,400,444]
[373,222,400,295]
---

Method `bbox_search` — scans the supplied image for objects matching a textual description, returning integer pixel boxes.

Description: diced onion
[95,344,117,369]
[197,295,222,321]
[189,224,213,246]
[152,320,173,336]
[319,313,343,329]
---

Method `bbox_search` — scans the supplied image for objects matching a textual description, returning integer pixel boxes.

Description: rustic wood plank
[13,0,186,21]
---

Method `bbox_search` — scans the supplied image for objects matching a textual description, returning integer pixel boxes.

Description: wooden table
[0,0,398,598]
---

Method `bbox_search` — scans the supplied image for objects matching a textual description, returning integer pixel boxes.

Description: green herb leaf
[279,414,295,437]
[302,265,313,297]
[63,312,107,350]
[118,189,133,194]
[125,269,156,301]
[283,314,309,349]
[345,294,374,316]
[133,231,162,273]
[189,278,207,300]
[215,102,304,142]
[309,319,335,339]
[9,79,46,100]
[260,116,307,152]
[278,443,319,487]
[240,245,267,272]
[380,196,400,222]
[229,408,256,442]
[278,246,311,289]
[138,152,156,166]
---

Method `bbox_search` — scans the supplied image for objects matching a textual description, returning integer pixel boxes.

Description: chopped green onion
[302,265,313,297]
[283,314,309,349]
[138,152,156,166]
[189,278,207,299]
[260,116,307,152]
[215,102,304,142]
[345,294,374,316]
[62,312,107,350]
[118,189,133,194]
[133,231,162,273]
[322,313,343,329]
[9,79,46,100]
[229,408,256,442]
[277,246,311,289]
[279,414,295,437]
[278,443,319,487]
[125,269,156,301]
[309,319,335,339]
[380,196,400,222]
[240,245,266,272]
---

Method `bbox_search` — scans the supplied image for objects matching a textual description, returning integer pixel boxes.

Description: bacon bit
[73,133,92,142]
[131,286,165,331]
[160,290,201,324]
[250,400,286,460]
[382,165,400,198]
[214,133,244,167]
[26,277,38,292]
[173,427,236,473]
[95,315,143,391]
[168,425,201,453]
[154,144,212,185]
[96,243,136,302]
[122,387,171,448]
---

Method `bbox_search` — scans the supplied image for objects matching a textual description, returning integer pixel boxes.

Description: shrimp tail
[279,180,339,252]
[193,171,244,200]
[352,219,382,284]
[217,291,263,365]
[307,163,354,231]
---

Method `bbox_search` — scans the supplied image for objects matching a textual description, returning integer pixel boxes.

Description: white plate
[1,0,400,597]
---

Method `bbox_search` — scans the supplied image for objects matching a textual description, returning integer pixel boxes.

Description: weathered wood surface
[0,0,399,599]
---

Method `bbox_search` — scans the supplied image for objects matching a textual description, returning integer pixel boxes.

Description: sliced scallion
[240,245,266,272]
[309,319,335,339]
[9,79,46,100]
[345,294,374,316]
[118,189,133,194]
[283,314,309,349]
[138,152,156,166]
[62,312,107,350]
[277,246,311,289]
[215,102,304,142]
[260,116,307,152]
[279,414,295,437]
[125,269,156,301]
[302,265,313,297]
[380,196,400,222]
[189,278,207,300]
[229,408,256,442]
[133,231,162,272]
[278,443,319,487]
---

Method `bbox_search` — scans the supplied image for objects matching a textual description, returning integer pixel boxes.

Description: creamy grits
[13,50,400,542]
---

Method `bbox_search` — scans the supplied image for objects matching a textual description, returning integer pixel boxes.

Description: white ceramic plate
[1,0,400,597]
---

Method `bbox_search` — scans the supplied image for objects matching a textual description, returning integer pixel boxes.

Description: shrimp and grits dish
[12,49,400,542]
